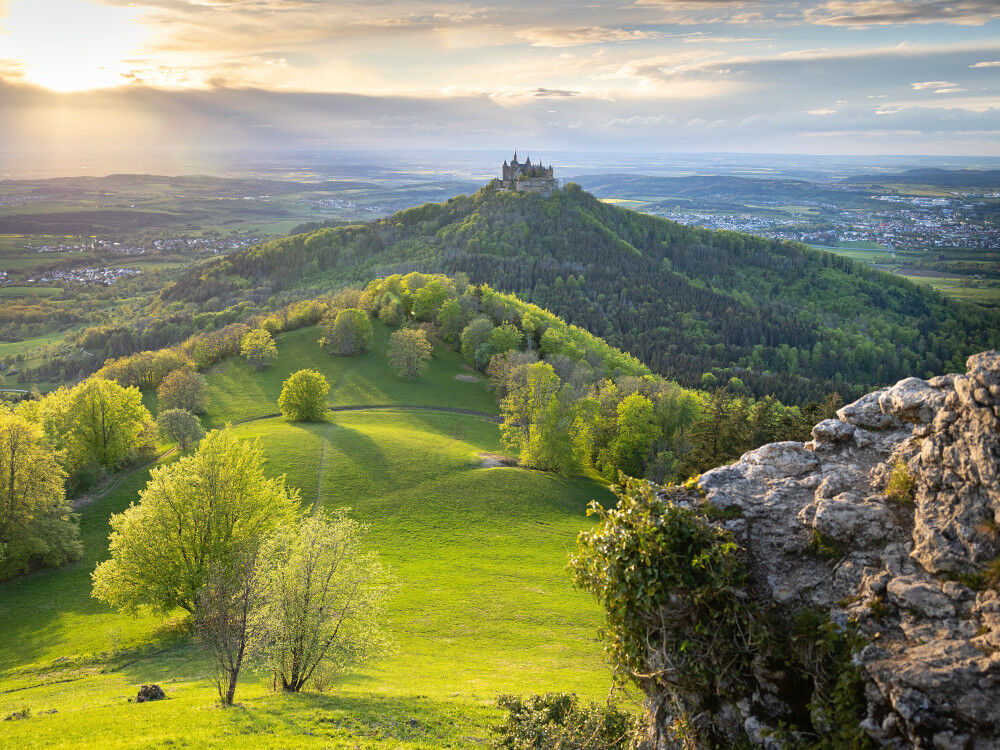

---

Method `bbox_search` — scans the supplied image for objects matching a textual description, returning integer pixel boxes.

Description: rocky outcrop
[677,352,1000,748]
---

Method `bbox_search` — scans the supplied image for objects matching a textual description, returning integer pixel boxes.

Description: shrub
[885,459,915,503]
[157,368,208,414]
[252,512,390,692]
[387,328,433,379]
[321,308,374,356]
[491,693,637,750]
[572,478,871,747]
[278,369,330,422]
[571,478,760,744]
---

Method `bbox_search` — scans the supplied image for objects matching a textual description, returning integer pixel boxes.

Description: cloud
[606,114,676,127]
[516,26,663,47]
[971,60,1000,68]
[530,87,579,97]
[911,80,957,89]
[804,0,1000,26]
[807,107,836,115]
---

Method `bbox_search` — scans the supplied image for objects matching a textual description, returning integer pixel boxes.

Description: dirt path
[73,404,501,511]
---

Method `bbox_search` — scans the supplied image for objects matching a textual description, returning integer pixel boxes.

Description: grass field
[0,286,63,298]
[0,326,618,748]
[896,274,1000,305]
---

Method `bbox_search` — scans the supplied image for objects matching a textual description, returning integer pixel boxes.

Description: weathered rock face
[682,352,1000,748]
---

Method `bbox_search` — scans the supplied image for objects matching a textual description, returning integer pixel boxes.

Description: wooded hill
[162,182,1000,404]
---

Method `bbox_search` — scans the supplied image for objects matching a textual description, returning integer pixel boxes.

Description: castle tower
[500,151,557,196]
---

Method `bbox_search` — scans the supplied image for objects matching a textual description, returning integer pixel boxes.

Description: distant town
[644,191,1000,251]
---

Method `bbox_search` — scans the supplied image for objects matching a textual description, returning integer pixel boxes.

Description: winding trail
[72,404,500,511]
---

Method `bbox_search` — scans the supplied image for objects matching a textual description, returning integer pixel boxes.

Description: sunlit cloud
[0,0,997,153]
[516,26,664,47]
[804,0,1000,26]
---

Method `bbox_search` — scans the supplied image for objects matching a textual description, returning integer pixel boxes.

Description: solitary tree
[321,308,374,356]
[387,328,433,379]
[157,368,208,414]
[92,428,299,614]
[241,329,278,371]
[0,412,81,581]
[278,369,330,422]
[157,408,205,452]
[252,512,389,692]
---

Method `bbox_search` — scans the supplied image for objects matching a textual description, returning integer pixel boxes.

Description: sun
[1,0,148,92]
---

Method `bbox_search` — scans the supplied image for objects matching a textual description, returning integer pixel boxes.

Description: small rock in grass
[136,684,166,703]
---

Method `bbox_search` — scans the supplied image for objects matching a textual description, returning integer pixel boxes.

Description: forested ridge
[163,182,1000,404]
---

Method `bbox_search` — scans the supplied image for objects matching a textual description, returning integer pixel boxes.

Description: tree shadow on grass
[222,689,493,747]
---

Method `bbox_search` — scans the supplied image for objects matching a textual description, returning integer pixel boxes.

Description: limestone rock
[659,350,1000,747]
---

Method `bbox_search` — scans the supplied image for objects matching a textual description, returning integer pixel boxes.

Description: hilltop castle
[500,152,557,196]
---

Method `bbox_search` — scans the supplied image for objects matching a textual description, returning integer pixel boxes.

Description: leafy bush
[572,478,872,747]
[278,369,330,422]
[571,478,759,743]
[491,693,637,750]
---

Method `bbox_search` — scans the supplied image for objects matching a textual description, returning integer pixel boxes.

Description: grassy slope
[0,326,615,748]
[196,323,498,426]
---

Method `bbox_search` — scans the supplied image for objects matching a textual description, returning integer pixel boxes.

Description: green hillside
[0,322,614,748]
[163,183,1000,405]
[192,323,499,425]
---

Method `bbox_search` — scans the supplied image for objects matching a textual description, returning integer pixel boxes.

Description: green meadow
[0,323,617,748]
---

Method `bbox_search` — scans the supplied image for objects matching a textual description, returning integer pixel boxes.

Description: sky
[0,0,999,158]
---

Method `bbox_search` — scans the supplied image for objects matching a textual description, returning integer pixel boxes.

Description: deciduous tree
[157,408,205,452]
[0,412,81,581]
[321,308,373,356]
[252,512,389,692]
[241,329,278,371]
[278,369,330,422]
[387,328,433,379]
[92,428,299,614]
[157,368,208,414]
